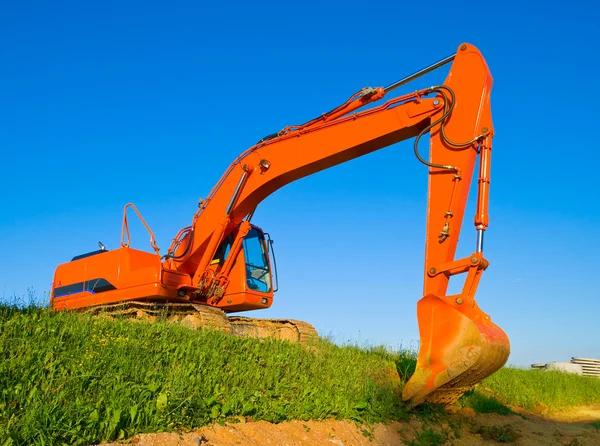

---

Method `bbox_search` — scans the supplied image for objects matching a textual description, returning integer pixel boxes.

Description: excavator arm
[168,45,489,279]
[166,92,438,278]
[50,43,509,408]
[164,43,508,406]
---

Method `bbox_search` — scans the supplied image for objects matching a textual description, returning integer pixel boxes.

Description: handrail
[121,203,161,258]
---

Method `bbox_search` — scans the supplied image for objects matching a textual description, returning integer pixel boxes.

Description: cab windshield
[243,228,272,293]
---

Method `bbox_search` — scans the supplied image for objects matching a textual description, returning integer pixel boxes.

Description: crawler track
[80,301,318,343]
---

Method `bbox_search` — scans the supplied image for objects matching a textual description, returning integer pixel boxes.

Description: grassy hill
[1,305,599,445]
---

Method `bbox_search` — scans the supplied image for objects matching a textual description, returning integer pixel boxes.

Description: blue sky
[1,0,598,367]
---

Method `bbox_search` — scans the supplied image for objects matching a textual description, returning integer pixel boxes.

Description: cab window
[243,228,272,293]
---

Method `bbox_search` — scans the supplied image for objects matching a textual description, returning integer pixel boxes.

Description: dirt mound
[104,406,600,445]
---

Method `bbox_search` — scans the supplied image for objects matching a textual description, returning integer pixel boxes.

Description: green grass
[478,367,600,410]
[458,366,600,414]
[2,304,599,445]
[0,305,410,445]
[457,389,514,415]
[406,427,445,446]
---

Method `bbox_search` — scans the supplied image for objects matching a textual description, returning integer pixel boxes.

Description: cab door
[214,225,275,312]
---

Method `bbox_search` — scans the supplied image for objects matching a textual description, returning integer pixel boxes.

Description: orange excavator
[50,43,510,408]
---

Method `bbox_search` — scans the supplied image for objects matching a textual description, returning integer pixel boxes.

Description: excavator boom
[50,43,510,407]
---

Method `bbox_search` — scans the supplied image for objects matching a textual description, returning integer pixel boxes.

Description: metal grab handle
[121,203,161,257]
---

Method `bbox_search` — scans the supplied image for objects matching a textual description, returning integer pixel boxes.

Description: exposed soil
[104,405,600,445]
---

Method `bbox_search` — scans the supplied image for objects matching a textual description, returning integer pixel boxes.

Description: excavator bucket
[402,294,510,407]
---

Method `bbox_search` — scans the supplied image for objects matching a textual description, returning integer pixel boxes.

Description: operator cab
[210,224,278,311]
